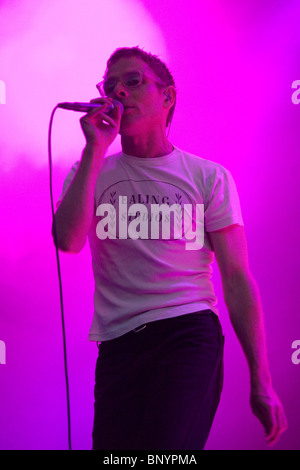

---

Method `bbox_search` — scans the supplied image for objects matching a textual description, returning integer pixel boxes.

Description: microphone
[57,100,124,114]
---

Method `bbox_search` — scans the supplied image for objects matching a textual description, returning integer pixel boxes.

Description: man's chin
[119,121,142,137]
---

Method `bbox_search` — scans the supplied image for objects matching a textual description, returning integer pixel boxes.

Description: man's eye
[104,81,116,94]
[125,74,141,87]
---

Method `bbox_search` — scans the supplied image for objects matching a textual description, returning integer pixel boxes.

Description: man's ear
[163,86,176,109]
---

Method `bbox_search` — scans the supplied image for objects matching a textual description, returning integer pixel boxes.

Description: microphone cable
[48,105,72,451]
[47,99,122,450]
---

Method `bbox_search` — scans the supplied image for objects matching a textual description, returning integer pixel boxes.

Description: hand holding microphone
[51,98,124,257]
[68,98,124,152]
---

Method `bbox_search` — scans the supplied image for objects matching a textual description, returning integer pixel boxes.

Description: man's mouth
[123,106,135,113]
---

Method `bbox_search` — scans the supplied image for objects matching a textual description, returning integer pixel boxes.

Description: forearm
[53,144,104,253]
[53,98,122,252]
[222,271,272,393]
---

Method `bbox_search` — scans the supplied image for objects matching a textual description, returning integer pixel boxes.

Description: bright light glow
[0,0,168,170]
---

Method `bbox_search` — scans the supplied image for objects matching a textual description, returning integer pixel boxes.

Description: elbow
[51,223,85,254]
[222,269,262,313]
[222,268,254,292]
[56,240,83,254]
[53,237,84,254]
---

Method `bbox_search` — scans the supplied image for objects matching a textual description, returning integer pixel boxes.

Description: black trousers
[92,310,224,450]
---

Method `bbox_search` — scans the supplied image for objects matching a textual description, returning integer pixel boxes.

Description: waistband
[98,309,218,348]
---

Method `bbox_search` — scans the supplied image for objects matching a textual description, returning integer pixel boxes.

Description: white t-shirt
[58,147,244,340]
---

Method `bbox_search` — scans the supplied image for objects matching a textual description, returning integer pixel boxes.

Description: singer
[53,47,287,450]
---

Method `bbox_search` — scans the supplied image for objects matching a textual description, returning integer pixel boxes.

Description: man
[53,47,287,450]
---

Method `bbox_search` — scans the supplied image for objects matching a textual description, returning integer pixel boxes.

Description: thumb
[111,100,124,119]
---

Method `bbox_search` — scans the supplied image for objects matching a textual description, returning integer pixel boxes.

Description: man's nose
[113,81,129,98]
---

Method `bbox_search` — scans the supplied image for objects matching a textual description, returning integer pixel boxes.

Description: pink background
[0,0,299,450]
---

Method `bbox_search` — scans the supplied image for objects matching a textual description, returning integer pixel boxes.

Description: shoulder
[176,147,230,172]
[175,147,235,187]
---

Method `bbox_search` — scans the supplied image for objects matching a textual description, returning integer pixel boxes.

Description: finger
[81,103,114,123]
[265,424,279,446]
[250,397,276,444]
[109,100,123,121]
[89,110,119,129]
[89,97,113,105]
[79,98,114,118]
[90,101,123,127]
[265,406,287,446]
[266,403,281,445]
[85,101,114,118]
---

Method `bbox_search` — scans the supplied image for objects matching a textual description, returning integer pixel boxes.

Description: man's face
[103,56,167,136]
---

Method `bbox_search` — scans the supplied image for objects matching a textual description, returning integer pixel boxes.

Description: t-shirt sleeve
[204,165,244,232]
[56,161,80,208]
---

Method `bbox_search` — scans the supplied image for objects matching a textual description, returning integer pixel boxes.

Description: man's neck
[121,132,173,158]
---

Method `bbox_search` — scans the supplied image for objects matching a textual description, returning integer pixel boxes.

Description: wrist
[250,371,273,395]
[81,143,105,171]
[83,142,106,158]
